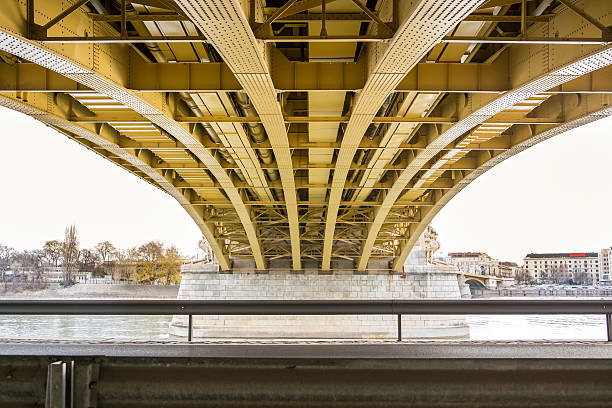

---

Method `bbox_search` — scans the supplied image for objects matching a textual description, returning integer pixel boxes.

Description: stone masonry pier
[169,263,469,339]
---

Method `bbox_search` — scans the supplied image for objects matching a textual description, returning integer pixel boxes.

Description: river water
[0,298,608,341]
[0,314,608,341]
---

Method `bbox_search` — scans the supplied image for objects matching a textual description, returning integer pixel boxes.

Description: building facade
[499,261,521,279]
[444,252,500,276]
[523,253,600,284]
[599,248,611,283]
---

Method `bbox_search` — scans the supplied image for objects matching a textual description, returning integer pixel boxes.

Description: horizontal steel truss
[4,57,610,94]
[82,122,582,152]
[25,0,205,43]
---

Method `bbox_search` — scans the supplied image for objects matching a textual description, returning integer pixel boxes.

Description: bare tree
[43,240,63,267]
[79,248,100,272]
[544,264,568,284]
[94,241,116,274]
[574,270,588,285]
[62,225,79,286]
[515,268,531,284]
[1,244,14,264]
[0,244,14,283]
[137,241,164,263]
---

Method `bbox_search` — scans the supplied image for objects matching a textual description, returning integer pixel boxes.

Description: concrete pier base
[169,263,469,339]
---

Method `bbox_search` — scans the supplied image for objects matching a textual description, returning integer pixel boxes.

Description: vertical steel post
[393,0,399,29]
[249,0,255,28]
[320,0,327,37]
[120,0,127,39]
[607,314,611,342]
[521,0,527,38]
[188,314,193,342]
[26,0,34,39]
[397,314,402,342]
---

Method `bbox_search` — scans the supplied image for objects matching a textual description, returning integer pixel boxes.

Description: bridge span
[0,0,610,271]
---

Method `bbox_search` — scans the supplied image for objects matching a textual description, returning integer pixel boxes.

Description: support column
[169,263,469,340]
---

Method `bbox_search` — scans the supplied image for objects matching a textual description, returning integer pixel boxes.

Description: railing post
[188,314,193,342]
[397,314,402,342]
[607,313,611,342]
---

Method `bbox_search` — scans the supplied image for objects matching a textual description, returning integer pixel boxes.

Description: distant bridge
[461,272,508,289]
[0,0,610,271]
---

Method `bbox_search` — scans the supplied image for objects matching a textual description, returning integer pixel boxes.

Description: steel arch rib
[391,102,612,271]
[0,93,233,270]
[358,44,612,271]
[175,0,302,270]
[0,28,266,270]
[321,0,484,270]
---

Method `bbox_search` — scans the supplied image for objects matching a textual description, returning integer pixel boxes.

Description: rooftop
[525,253,598,259]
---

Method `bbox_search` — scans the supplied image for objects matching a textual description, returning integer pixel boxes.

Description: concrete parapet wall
[170,264,469,339]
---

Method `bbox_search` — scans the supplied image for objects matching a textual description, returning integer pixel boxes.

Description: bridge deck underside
[0,0,610,270]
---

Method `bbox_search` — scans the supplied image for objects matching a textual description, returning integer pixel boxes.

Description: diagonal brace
[32,0,90,38]
[255,0,298,36]
[349,0,394,35]
[557,0,612,40]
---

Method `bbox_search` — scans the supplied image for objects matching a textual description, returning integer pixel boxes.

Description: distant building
[599,248,612,283]
[444,252,500,276]
[41,267,63,283]
[73,271,93,283]
[523,253,599,284]
[499,261,521,279]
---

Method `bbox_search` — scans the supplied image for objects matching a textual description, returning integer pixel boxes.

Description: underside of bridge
[0,0,610,271]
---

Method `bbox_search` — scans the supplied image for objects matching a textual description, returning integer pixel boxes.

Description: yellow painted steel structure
[0,0,610,271]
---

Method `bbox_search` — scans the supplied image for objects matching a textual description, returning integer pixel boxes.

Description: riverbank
[473,287,612,297]
[0,283,179,299]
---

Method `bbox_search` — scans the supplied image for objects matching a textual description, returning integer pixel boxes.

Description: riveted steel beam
[463,14,555,22]
[5,58,610,94]
[276,12,370,22]
[41,36,208,43]
[88,13,188,22]
[441,36,609,44]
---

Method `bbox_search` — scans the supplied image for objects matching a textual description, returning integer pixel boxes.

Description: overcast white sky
[0,106,610,262]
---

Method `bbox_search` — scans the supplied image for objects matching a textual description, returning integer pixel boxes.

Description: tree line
[0,225,183,286]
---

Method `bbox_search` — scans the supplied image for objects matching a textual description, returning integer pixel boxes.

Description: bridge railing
[0,299,611,342]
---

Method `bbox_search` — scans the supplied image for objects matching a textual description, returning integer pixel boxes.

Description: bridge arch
[391,98,611,271]
[0,6,267,269]
[464,278,487,289]
[0,92,238,269]
[363,41,612,271]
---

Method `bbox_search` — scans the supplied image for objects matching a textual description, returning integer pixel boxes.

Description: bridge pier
[169,263,469,340]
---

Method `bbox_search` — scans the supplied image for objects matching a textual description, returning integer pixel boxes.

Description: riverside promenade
[473,287,612,298]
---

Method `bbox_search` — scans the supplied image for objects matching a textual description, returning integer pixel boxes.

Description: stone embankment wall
[0,283,179,299]
[170,263,469,339]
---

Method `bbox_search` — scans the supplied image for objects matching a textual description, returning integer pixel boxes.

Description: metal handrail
[0,299,611,342]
